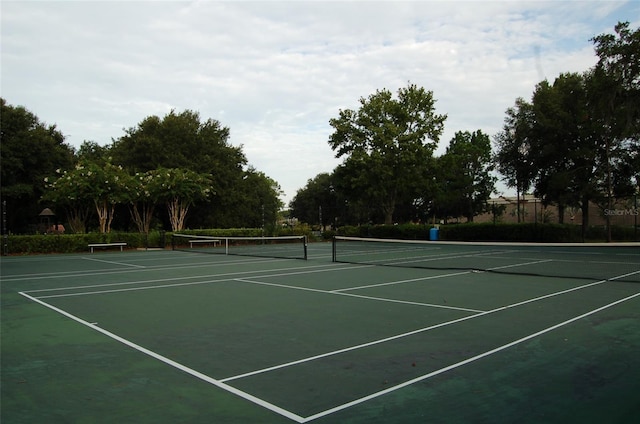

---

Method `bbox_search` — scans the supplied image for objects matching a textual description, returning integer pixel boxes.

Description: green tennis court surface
[2,241,639,423]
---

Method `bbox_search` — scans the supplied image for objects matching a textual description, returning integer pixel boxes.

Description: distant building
[474,195,638,227]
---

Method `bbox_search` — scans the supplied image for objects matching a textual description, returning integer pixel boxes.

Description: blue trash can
[429,227,439,241]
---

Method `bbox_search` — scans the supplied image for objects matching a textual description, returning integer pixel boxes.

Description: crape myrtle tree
[44,161,131,233]
[125,169,165,234]
[110,109,279,228]
[153,168,213,232]
[1,98,75,233]
[328,83,447,224]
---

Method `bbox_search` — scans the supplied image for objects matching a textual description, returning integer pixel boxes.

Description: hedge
[3,223,637,255]
[2,226,315,255]
[335,223,639,243]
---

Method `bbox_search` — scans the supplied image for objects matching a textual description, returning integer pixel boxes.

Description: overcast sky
[2,1,638,204]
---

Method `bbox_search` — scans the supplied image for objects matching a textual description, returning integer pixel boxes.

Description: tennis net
[332,236,640,283]
[172,234,307,260]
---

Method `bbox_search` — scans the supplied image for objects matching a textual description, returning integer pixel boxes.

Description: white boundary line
[81,256,147,268]
[235,276,484,313]
[219,275,622,384]
[28,264,368,299]
[302,290,640,422]
[17,261,640,422]
[19,276,639,423]
[18,291,306,423]
[24,263,352,295]
[0,256,288,282]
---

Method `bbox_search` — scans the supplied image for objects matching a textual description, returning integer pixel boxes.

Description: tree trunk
[130,202,155,234]
[558,204,565,224]
[167,197,190,231]
[94,199,114,234]
[66,205,89,234]
[581,195,589,241]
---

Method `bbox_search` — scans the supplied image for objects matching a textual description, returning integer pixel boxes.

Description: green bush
[335,223,638,243]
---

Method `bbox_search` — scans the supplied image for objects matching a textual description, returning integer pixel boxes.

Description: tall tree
[1,98,75,233]
[290,173,339,228]
[589,21,640,240]
[110,109,262,228]
[529,74,595,227]
[234,167,283,230]
[494,98,536,223]
[437,130,496,222]
[328,83,446,224]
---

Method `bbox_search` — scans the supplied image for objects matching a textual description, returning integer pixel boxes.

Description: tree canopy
[1,98,75,232]
[328,83,447,224]
[493,22,639,237]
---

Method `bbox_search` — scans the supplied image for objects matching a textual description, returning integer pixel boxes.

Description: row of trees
[495,22,639,238]
[291,124,495,227]
[290,22,639,232]
[2,22,637,235]
[1,105,283,234]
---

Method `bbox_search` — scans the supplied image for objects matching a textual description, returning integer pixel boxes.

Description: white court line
[332,271,472,292]
[24,263,351,295]
[18,291,306,423]
[235,275,483,312]
[220,275,622,384]
[19,268,640,422]
[81,256,147,268]
[29,263,369,299]
[302,290,640,422]
[487,258,554,271]
[1,256,286,282]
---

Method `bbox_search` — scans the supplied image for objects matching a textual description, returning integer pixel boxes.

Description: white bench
[88,242,127,253]
[189,239,221,248]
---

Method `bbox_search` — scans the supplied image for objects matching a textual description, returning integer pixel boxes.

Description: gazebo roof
[39,208,55,217]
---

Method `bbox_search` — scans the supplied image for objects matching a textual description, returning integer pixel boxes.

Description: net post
[332,236,337,262]
[303,235,308,260]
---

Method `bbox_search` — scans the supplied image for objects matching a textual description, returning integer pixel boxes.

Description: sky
[2,0,638,205]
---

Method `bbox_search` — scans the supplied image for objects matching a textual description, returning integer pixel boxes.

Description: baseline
[303,290,640,422]
[18,291,306,423]
[218,275,624,384]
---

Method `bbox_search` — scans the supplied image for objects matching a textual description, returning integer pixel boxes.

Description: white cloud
[2,0,638,204]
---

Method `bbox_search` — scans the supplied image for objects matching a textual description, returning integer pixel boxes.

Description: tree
[110,109,257,228]
[44,161,130,233]
[494,98,536,223]
[436,130,496,222]
[328,83,447,224]
[230,167,283,230]
[42,168,92,234]
[125,170,162,234]
[589,22,640,240]
[1,98,75,233]
[152,168,213,231]
[529,74,595,227]
[290,173,339,228]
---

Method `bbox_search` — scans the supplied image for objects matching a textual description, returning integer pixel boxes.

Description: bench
[88,242,127,253]
[189,239,221,248]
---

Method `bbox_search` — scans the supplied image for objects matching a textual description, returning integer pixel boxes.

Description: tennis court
[2,237,639,423]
